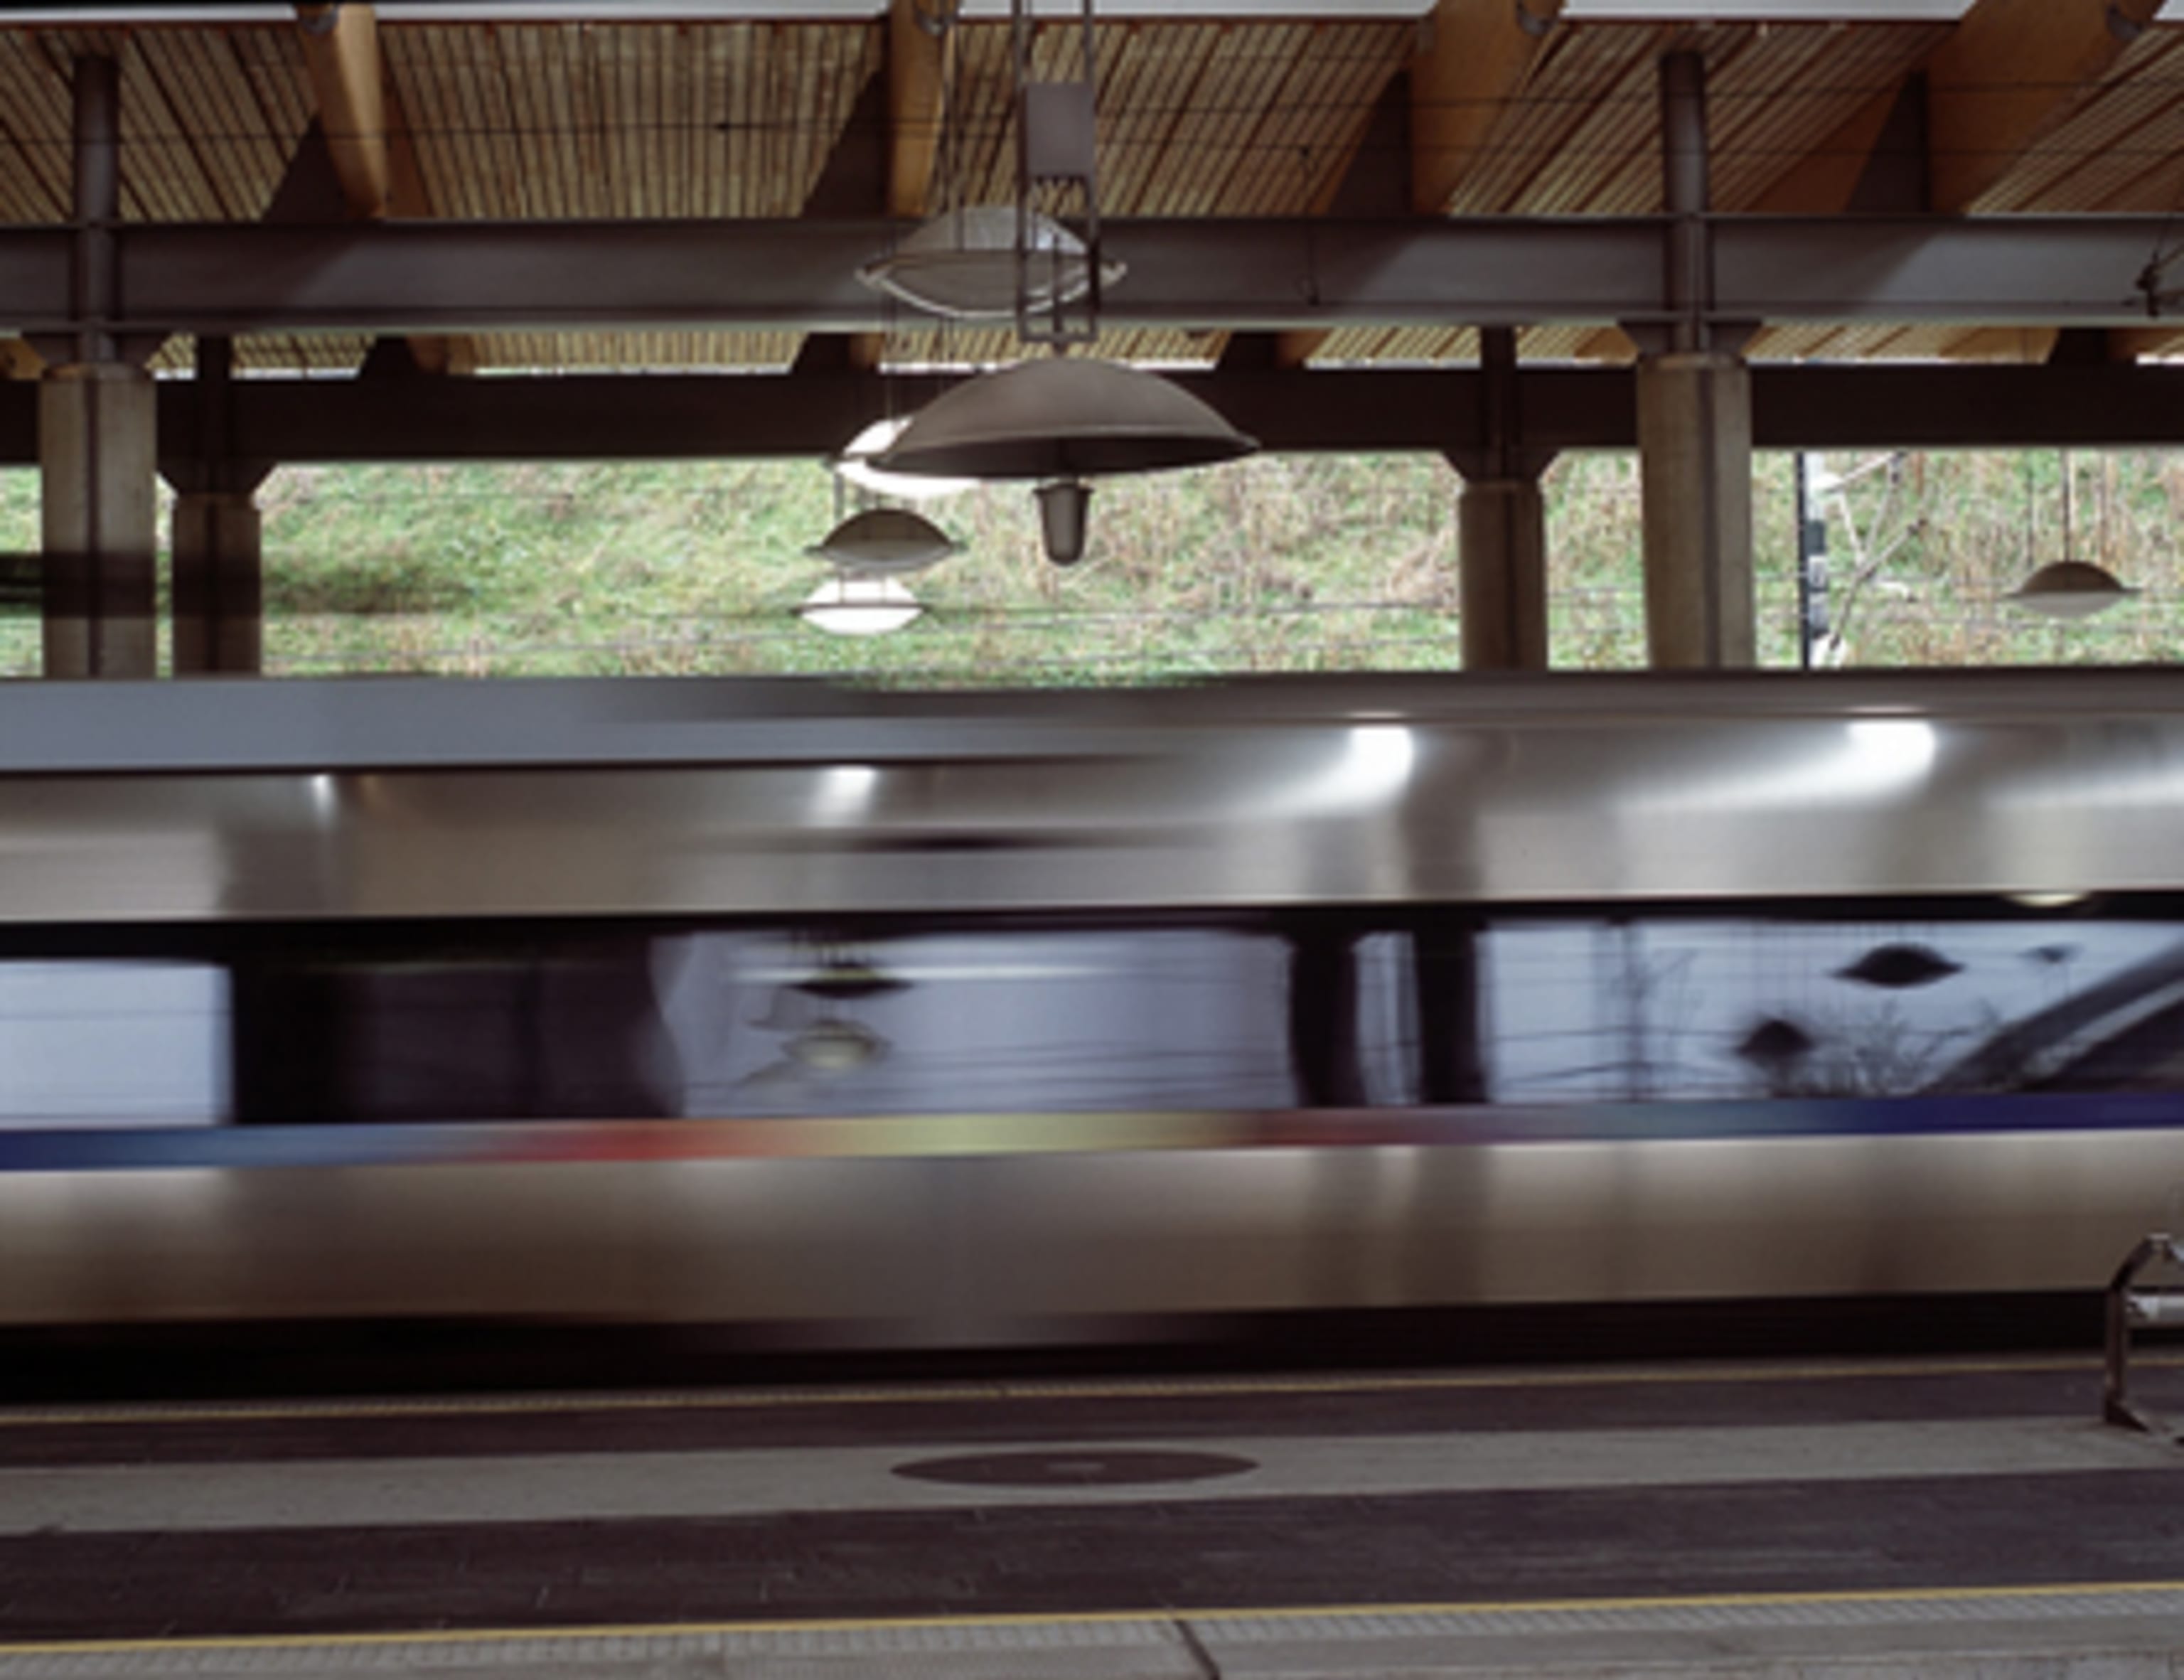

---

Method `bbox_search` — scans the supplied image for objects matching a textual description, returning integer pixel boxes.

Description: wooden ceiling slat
[207,28,292,216]
[0,33,69,222]
[631,21,660,220]
[1188,23,1284,214]
[1566,22,1714,215]
[520,24,564,218]
[1179,22,1270,214]
[1114,22,1210,217]
[1301,23,1411,214]
[1135,25,1226,217]
[750,22,778,218]
[109,35,201,223]
[141,33,237,218]
[1233,24,1332,215]
[385,26,459,218]
[499,20,547,218]
[1457,24,1653,214]
[791,23,828,215]
[1088,18,1157,212]
[719,21,747,219]
[488,23,530,216]
[436,24,484,217]
[225,25,314,217]
[773,21,804,215]
[1981,31,2184,213]
[665,21,692,218]
[1204,23,1310,216]
[689,23,718,218]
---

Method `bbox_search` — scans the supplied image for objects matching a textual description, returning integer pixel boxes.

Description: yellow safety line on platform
[0,1351,2164,1429]
[4,1580,2184,1659]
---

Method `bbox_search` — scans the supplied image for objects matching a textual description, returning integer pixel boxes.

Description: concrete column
[41,362,157,678]
[1458,476,1548,670]
[1452,324,1553,672]
[1633,48,1755,670]
[172,492,263,675]
[1637,350,1754,669]
[171,336,267,675]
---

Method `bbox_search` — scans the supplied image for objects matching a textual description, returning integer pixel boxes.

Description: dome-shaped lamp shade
[877,359,1258,481]
[835,417,977,502]
[858,206,1127,321]
[806,507,959,578]
[797,575,924,637]
[2006,559,2138,621]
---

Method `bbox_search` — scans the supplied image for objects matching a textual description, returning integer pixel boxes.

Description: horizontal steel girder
[9,365,2184,469]
[0,215,2175,337]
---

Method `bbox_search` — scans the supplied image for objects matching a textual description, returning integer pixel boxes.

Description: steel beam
[7,364,2184,468]
[0,216,2178,338]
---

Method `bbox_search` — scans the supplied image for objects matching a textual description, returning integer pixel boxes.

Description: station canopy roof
[3,0,2183,378]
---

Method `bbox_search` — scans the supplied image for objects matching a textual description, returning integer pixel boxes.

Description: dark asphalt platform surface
[1,1357,2182,1646]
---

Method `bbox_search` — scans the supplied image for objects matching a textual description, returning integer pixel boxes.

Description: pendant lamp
[877,359,1256,481]
[877,359,1256,567]
[2007,559,2138,621]
[2006,449,2136,620]
[806,506,959,579]
[835,417,976,503]
[796,575,924,637]
[860,205,1125,322]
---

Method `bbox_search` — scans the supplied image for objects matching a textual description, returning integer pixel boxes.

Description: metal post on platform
[1794,453,1831,669]
[2104,1232,2184,1435]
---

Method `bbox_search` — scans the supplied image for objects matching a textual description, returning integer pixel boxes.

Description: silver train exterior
[1,670,2182,1342]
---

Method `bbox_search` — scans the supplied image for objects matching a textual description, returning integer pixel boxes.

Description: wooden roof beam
[1413,0,1565,217]
[293,4,465,375]
[1928,0,2164,213]
[888,0,948,220]
[1581,1,2160,365]
[1275,1,1563,370]
[294,3,393,219]
[0,339,43,380]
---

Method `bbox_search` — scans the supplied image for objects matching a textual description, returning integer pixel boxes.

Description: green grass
[2,446,2178,683]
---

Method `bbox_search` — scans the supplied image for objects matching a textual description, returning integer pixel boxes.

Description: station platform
[1,1352,2181,1678]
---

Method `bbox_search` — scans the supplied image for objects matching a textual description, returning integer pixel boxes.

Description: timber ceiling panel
[146,331,369,375]
[465,331,805,372]
[874,326,1216,368]
[940,19,1413,218]
[1451,21,1949,216]
[1968,26,2184,213]
[381,21,881,221]
[0,26,311,223]
[6,14,2184,374]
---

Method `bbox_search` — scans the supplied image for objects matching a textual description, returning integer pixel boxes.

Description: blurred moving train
[4,670,2184,1347]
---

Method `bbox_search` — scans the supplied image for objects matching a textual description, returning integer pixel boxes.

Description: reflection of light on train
[2,671,2184,1342]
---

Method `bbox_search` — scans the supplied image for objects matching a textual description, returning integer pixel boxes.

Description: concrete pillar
[41,363,158,678]
[1637,350,1754,669]
[171,337,267,675]
[1632,48,1755,670]
[41,53,159,680]
[1458,476,1548,670]
[172,492,263,675]
[1451,324,1553,671]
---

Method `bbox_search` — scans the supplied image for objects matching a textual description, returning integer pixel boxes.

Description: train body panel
[3,671,2183,1342]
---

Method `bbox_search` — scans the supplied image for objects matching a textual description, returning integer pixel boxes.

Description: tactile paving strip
[5,1586,2184,1677]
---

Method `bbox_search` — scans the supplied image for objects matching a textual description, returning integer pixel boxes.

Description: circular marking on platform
[892,1447,1258,1487]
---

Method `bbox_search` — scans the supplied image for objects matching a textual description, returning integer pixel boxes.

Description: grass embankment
[1,449,2178,681]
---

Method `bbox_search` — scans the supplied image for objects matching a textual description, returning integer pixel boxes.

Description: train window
[0,961,228,1128]
[1478,916,2184,1103]
[653,927,1298,1117]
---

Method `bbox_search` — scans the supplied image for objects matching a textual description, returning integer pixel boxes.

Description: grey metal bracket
[1012,0,1102,346]
[2103,1232,2184,1435]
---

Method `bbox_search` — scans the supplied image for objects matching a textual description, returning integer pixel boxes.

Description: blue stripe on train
[1,1091,2182,1172]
